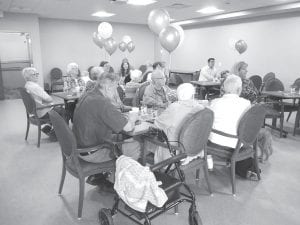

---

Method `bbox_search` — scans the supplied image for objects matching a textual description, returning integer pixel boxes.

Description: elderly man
[143,70,176,109]
[148,83,204,163]
[208,75,258,179]
[85,66,104,92]
[23,67,66,138]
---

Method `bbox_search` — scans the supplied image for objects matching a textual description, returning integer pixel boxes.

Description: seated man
[23,67,66,138]
[143,70,176,109]
[208,75,257,179]
[149,83,205,163]
[72,71,141,164]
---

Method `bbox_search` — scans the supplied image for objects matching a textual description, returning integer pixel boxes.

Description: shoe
[48,128,57,142]
[246,171,258,181]
[86,173,109,186]
[42,124,52,134]
[99,179,115,194]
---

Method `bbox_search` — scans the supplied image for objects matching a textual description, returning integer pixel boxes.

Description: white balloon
[98,22,113,39]
[171,24,184,47]
[122,35,132,44]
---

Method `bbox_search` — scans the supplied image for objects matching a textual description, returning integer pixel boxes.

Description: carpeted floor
[0,99,300,225]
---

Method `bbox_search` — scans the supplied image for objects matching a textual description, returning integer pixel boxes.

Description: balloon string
[169,53,172,70]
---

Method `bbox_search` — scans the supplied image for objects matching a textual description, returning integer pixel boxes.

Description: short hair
[231,61,248,77]
[223,74,242,95]
[208,58,215,63]
[66,62,79,74]
[153,61,164,70]
[151,70,165,80]
[97,72,119,89]
[99,61,108,67]
[130,69,142,82]
[22,67,37,81]
[90,66,104,81]
[177,83,195,101]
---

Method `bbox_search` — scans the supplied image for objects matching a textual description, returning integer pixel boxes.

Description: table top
[125,121,153,136]
[52,91,82,101]
[261,91,300,99]
[190,81,221,87]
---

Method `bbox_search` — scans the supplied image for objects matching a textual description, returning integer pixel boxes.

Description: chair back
[249,75,262,91]
[49,110,77,158]
[135,81,150,106]
[178,108,214,157]
[139,65,147,74]
[193,70,200,81]
[174,74,183,86]
[237,104,266,146]
[263,72,275,83]
[50,68,63,81]
[19,87,37,116]
[292,78,300,91]
[265,78,284,91]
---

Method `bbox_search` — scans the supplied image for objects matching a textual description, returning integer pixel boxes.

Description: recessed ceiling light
[92,11,115,18]
[127,0,156,6]
[173,20,196,26]
[197,6,224,14]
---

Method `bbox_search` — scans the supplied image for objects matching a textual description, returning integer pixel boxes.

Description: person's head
[153,61,164,71]
[90,66,104,81]
[22,67,39,83]
[130,70,142,83]
[223,74,242,95]
[151,70,166,90]
[232,61,248,79]
[207,58,215,69]
[99,61,108,67]
[88,66,94,78]
[122,58,129,64]
[177,83,195,101]
[97,72,119,91]
[220,70,230,79]
[66,62,79,78]
[102,62,112,73]
[121,61,130,76]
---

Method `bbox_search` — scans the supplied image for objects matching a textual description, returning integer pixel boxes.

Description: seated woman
[63,62,80,92]
[23,67,66,138]
[120,61,131,85]
[124,69,142,101]
[147,83,205,163]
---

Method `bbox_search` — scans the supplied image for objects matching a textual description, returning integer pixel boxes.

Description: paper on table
[132,122,152,135]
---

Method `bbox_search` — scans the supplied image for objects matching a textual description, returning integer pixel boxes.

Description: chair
[249,75,262,92]
[169,73,184,87]
[138,65,147,75]
[48,110,116,219]
[207,104,266,195]
[135,81,150,107]
[193,70,200,81]
[264,78,284,91]
[19,87,53,148]
[50,68,64,93]
[261,72,275,91]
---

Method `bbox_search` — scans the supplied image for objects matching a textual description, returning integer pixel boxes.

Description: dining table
[190,81,221,99]
[261,90,300,137]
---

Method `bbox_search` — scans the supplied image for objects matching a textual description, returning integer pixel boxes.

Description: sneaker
[86,173,109,186]
[42,124,52,134]
[246,171,258,181]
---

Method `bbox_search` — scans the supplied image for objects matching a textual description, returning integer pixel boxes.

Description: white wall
[161,13,300,89]
[0,12,44,86]
[39,18,155,83]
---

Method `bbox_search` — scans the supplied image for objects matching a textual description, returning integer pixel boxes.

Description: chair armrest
[211,129,238,138]
[36,103,64,110]
[150,153,187,172]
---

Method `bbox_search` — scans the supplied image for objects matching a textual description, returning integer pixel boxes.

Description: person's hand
[128,111,139,123]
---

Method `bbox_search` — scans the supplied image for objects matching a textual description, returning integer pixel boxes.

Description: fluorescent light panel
[92,11,115,17]
[127,0,156,6]
[197,6,224,14]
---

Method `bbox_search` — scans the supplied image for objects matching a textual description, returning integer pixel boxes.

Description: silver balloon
[119,42,127,52]
[159,26,180,53]
[127,41,135,53]
[92,32,104,49]
[104,37,117,56]
[148,9,170,35]
[235,40,247,54]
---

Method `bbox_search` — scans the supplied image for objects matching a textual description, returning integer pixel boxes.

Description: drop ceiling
[0,0,299,25]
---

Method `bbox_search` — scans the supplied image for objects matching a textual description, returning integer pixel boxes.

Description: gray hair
[90,66,104,81]
[22,67,37,81]
[130,69,142,82]
[177,83,195,101]
[66,62,79,74]
[97,72,119,89]
[223,74,242,95]
[231,61,248,77]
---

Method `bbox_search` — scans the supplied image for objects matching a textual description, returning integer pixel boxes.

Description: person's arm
[143,85,162,107]
[32,84,53,103]
[200,68,213,81]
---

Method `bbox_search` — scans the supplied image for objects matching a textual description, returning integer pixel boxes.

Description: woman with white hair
[63,62,81,92]
[124,69,142,101]
[149,83,205,163]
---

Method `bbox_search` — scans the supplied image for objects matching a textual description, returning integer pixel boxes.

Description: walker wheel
[99,208,114,225]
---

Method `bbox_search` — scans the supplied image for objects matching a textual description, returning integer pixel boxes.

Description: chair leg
[37,124,41,148]
[195,169,200,180]
[271,118,277,127]
[280,114,284,138]
[203,164,212,195]
[78,178,85,219]
[293,111,300,136]
[25,119,30,140]
[253,156,261,180]
[58,164,66,195]
[230,161,236,195]
[286,112,292,122]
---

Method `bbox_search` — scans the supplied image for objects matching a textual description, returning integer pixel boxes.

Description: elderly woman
[231,61,258,103]
[63,62,81,92]
[124,69,142,99]
[147,83,205,163]
[23,67,66,138]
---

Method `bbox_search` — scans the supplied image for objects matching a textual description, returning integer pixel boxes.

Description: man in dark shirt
[73,72,140,163]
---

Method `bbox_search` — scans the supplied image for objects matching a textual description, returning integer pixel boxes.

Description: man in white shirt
[208,74,251,148]
[199,58,218,82]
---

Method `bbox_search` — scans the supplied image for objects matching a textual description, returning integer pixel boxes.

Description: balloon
[92,32,104,48]
[235,40,247,54]
[127,41,135,53]
[159,26,180,53]
[147,9,170,35]
[122,35,132,44]
[119,42,127,52]
[170,24,184,47]
[98,22,113,39]
[104,37,117,55]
